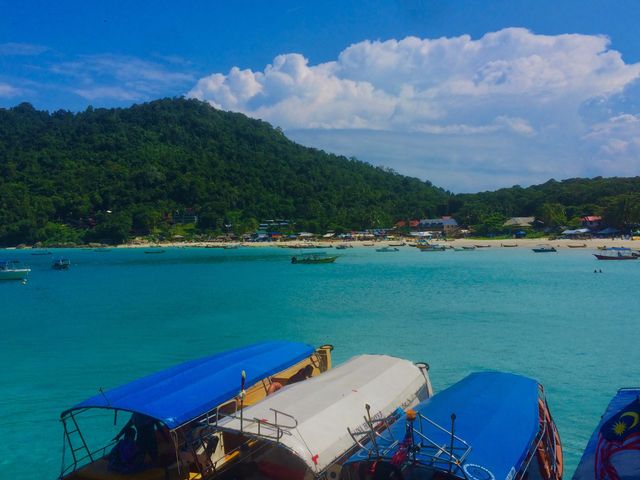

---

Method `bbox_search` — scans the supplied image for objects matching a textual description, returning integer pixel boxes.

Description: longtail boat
[342,371,563,480]
[58,341,333,480]
[533,244,557,253]
[212,354,432,479]
[291,252,338,264]
[573,387,640,480]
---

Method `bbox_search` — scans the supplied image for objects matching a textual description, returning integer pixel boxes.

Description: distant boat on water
[533,244,557,253]
[594,247,637,260]
[376,246,399,252]
[0,260,30,281]
[291,252,338,264]
[52,258,71,270]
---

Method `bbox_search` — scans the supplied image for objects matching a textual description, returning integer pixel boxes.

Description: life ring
[267,381,283,395]
[536,399,563,480]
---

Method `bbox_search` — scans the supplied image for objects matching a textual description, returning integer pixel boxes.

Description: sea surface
[1,246,638,479]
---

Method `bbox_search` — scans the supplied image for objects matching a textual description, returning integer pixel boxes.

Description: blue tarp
[64,341,315,429]
[573,388,640,480]
[346,371,540,480]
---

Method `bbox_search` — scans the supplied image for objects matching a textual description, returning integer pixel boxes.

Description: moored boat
[52,258,71,270]
[0,260,30,281]
[501,243,518,247]
[213,354,432,480]
[342,371,563,480]
[58,341,333,480]
[572,387,640,480]
[567,243,587,248]
[416,243,446,252]
[594,247,637,260]
[291,252,338,264]
[376,246,400,252]
[533,244,557,253]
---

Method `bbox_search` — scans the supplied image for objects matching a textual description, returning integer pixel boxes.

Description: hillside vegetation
[0,99,449,245]
[1,98,639,245]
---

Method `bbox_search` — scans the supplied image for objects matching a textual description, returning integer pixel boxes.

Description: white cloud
[188,28,640,191]
[53,54,195,102]
[0,82,23,97]
[0,42,48,56]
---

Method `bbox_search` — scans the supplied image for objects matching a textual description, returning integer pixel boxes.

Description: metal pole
[448,413,456,474]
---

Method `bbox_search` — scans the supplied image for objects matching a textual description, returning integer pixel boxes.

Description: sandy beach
[112,237,640,250]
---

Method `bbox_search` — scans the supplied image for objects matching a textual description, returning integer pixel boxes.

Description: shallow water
[1,246,638,478]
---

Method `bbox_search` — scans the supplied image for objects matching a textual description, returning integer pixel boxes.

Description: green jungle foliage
[453,179,640,234]
[0,98,449,245]
[2,98,639,245]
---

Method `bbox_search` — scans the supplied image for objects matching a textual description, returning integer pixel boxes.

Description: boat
[342,371,563,480]
[291,252,338,264]
[0,260,31,281]
[52,258,71,270]
[388,242,406,247]
[362,242,375,247]
[336,244,353,250]
[31,250,52,255]
[213,354,432,480]
[144,248,166,254]
[376,246,400,252]
[462,245,476,250]
[572,387,640,480]
[501,243,518,247]
[474,244,492,248]
[533,244,557,253]
[594,247,638,260]
[567,243,587,248]
[58,341,333,480]
[416,243,446,252]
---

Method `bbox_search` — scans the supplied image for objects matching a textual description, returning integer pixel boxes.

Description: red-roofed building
[581,216,602,229]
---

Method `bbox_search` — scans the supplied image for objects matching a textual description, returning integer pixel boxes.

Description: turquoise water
[1,246,638,479]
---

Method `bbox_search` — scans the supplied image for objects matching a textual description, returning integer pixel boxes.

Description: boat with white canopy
[213,354,432,479]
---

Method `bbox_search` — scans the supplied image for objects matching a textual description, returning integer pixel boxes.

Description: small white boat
[0,260,31,281]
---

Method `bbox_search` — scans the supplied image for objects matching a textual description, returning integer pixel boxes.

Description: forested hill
[453,177,640,233]
[0,98,449,245]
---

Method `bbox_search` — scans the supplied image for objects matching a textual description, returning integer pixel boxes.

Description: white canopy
[218,354,430,475]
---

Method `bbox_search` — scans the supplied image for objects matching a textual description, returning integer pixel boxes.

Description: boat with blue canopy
[573,387,640,480]
[59,341,333,480]
[342,371,562,480]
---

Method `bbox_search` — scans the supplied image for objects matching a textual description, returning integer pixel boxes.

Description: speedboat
[594,247,637,260]
[416,243,446,252]
[213,354,432,479]
[533,244,557,253]
[342,371,563,480]
[58,341,333,480]
[376,246,400,252]
[573,387,640,480]
[52,258,71,270]
[291,252,338,263]
[0,260,30,281]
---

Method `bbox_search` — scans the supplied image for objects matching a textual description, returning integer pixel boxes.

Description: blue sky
[2,0,640,191]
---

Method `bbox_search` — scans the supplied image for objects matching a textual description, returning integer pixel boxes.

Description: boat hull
[594,254,637,260]
[0,269,30,280]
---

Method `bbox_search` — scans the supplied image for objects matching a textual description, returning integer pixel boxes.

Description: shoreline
[7,237,634,250]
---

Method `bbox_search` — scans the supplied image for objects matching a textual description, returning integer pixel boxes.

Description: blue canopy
[63,341,315,429]
[346,371,540,480]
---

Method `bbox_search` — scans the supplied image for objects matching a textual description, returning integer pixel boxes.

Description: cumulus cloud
[188,28,640,191]
[53,54,195,102]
